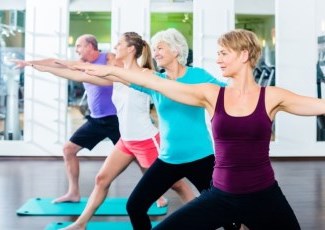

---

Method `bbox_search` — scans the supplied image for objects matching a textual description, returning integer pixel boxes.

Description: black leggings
[153,181,301,230]
[126,155,215,230]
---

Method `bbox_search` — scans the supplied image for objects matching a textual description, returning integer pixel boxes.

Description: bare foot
[59,222,85,230]
[52,193,80,203]
[156,196,168,207]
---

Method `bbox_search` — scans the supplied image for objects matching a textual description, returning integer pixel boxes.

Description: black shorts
[69,115,120,150]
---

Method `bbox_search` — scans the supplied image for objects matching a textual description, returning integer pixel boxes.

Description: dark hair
[123,32,154,70]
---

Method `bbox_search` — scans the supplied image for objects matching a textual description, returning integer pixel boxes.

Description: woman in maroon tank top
[70,29,325,229]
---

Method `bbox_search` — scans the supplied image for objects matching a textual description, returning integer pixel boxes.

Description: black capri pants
[126,155,215,230]
[153,181,301,230]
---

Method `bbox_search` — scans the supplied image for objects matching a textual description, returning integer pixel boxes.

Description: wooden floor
[1,157,325,230]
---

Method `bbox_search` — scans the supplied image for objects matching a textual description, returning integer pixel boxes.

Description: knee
[62,143,78,159]
[94,173,110,189]
[126,195,144,216]
[126,197,137,215]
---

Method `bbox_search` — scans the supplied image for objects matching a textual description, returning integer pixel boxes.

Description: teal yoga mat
[45,221,160,230]
[17,197,168,216]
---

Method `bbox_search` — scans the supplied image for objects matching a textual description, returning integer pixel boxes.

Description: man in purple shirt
[14,34,121,203]
[53,34,121,203]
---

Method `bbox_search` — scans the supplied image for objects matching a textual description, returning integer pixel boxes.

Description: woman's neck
[165,63,186,80]
[123,58,141,71]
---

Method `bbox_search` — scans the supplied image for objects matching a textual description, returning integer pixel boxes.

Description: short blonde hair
[218,29,262,68]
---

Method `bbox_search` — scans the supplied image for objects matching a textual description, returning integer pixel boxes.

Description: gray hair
[151,28,188,65]
[79,34,98,51]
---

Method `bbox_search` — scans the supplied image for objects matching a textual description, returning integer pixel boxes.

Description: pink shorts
[115,133,160,168]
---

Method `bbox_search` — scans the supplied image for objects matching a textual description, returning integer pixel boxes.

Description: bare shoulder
[106,52,115,62]
[265,86,300,114]
[106,52,116,60]
[106,52,123,67]
[266,86,295,99]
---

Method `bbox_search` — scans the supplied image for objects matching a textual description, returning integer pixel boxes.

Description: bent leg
[153,187,234,230]
[185,154,215,192]
[185,155,241,230]
[61,147,135,230]
[139,167,169,208]
[243,182,300,230]
[170,179,196,203]
[127,159,182,230]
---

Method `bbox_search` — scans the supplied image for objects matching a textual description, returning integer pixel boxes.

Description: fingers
[9,59,25,69]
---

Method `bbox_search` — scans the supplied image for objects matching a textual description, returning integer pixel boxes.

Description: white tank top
[112,82,158,140]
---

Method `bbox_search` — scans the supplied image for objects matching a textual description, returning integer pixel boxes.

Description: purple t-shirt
[211,87,275,194]
[83,52,117,118]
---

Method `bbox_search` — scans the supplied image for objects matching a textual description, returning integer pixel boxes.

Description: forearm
[29,58,82,68]
[102,75,130,85]
[34,65,112,86]
[109,66,157,88]
[46,67,85,82]
[27,58,61,67]
[109,66,204,107]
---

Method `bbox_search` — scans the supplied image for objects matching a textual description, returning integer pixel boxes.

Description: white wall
[19,0,69,156]
[69,0,112,12]
[193,0,234,83]
[0,0,25,10]
[1,0,325,157]
[235,0,274,15]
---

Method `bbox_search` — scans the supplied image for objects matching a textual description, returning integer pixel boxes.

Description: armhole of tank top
[215,87,224,114]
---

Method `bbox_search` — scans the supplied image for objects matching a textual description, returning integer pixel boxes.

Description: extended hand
[72,63,111,77]
[10,59,31,69]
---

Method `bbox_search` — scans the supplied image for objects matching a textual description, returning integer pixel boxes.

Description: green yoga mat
[45,221,160,230]
[17,197,168,216]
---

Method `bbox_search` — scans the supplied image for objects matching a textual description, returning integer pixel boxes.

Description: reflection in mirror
[0,10,25,140]
[317,36,325,141]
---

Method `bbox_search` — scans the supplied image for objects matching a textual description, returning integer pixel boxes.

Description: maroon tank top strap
[255,87,266,113]
[216,87,225,114]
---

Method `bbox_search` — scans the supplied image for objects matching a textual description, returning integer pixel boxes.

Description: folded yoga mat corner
[45,221,160,230]
[17,197,168,216]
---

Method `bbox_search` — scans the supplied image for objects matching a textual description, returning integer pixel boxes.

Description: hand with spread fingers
[10,59,32,69]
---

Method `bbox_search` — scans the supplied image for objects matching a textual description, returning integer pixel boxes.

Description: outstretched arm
[268,87,325,118]
[12,58,83,69]
[32,64,113,86]
[73,63,215,109]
